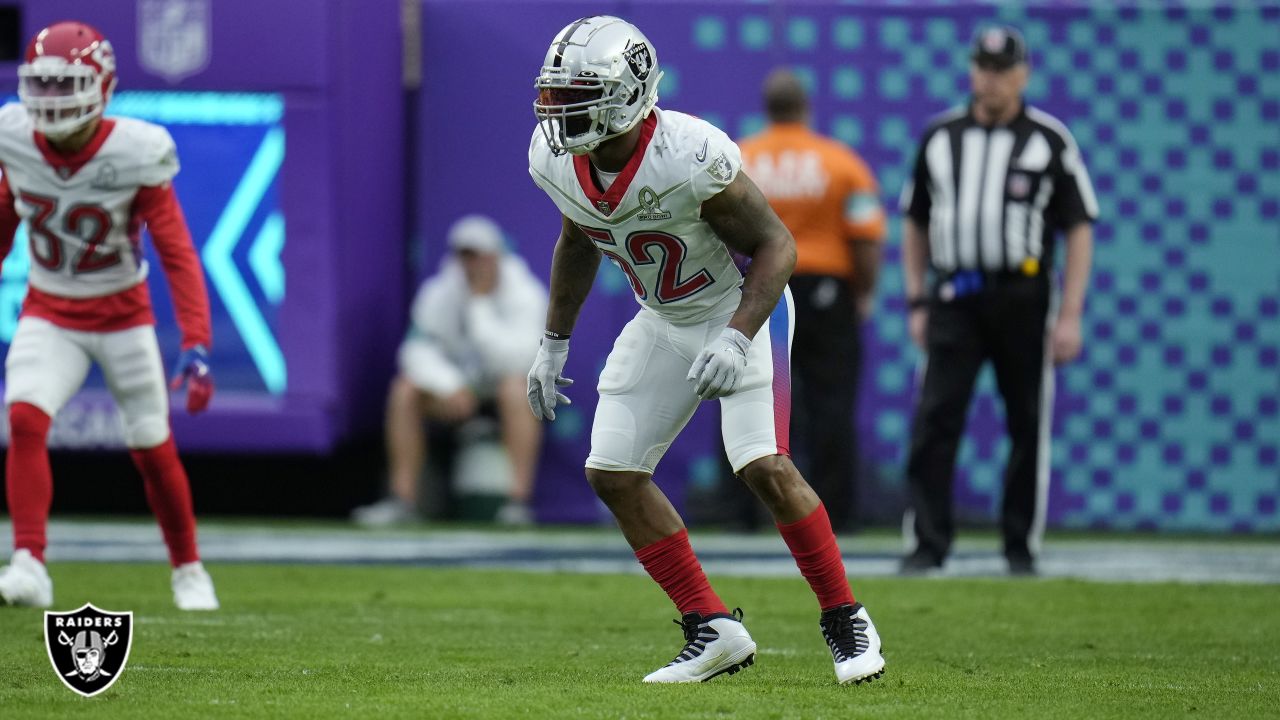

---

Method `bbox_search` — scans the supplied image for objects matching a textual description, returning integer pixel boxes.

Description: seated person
[353,215,548,525]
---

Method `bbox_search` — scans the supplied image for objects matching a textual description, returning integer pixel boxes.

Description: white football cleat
[820,602,885,685]
[172,561,219,611]
[0,549,53,608]
[643,608,757,683]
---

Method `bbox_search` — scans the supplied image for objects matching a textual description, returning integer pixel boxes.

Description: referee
[898,26,1097,575]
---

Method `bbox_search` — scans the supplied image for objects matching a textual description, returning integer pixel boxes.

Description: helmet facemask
[534,74,619,156]
[18,56,112,141]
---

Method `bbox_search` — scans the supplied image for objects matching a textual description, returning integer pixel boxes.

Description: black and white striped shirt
[900,103,1098,273]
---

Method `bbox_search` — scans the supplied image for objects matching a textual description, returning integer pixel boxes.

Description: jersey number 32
[20,191,121,274]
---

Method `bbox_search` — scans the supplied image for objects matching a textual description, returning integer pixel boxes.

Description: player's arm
[527,215,602,420]
[134,182,212,350]
[0,173,20,273]
[134,181,215,412]
[701,171,795,340]
[544,214,602,337]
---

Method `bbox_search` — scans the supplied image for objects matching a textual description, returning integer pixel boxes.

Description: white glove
[687,327,751,400]
[527,337,572,420]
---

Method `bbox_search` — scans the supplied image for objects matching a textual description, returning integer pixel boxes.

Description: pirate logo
[637,186,671,221]
[706,152,735,184]
[45,603,133,697]
[623,42,653,81]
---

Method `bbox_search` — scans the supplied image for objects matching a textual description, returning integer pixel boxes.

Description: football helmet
[534,16,663,156]
[18,21,118,140]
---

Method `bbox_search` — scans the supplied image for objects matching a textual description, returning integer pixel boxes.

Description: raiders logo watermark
[45,604,134,697]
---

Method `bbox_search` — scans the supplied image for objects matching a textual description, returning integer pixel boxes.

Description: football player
[0,21,218,610]
[527,16,884,684]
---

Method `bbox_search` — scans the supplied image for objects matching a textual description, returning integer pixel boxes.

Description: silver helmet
[534,16,663,156]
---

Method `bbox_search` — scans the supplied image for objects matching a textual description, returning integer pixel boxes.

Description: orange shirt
[739,123,885,278]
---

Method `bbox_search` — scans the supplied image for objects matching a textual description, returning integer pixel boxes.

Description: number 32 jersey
[0,103,211,348]
[0,103,178,298]
[529,108,745,324]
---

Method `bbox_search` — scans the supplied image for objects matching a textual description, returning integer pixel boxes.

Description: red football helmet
[17,21,118,140]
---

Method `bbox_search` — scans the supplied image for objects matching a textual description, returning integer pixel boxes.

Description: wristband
[907,296,929,311]
[544,330,571,341]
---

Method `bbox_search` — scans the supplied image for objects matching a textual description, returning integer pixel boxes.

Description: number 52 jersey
[529,108,745,324]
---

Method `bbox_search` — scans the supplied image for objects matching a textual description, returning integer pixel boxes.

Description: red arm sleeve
[132,183,212,350]
[0,173,20,275]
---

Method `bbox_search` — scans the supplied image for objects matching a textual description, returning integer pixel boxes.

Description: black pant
[905,273,1051,562]
[789,274,862,531]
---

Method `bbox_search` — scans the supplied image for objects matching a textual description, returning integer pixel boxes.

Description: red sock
[635,529,729,617]
[777,504,855,610]
[130,436,200,567]
[6,403,53,563]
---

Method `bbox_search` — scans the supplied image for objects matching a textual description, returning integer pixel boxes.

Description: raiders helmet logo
[706,152,735,184]
[45,604,134,697]
[624,42,653,81]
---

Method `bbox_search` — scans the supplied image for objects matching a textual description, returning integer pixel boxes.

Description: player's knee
[738,455,799,503]
[8,402,52,443]
[584,467,649,500]
[123,416,170,449]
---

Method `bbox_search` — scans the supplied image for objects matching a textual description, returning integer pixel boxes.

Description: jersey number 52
[577,224,714,304]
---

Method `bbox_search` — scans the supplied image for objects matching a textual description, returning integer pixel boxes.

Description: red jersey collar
[35,119,116,180]
[573,112,658,216]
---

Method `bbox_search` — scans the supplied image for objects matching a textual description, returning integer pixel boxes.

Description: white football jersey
[0,103,179,299]
[529,108,744,324]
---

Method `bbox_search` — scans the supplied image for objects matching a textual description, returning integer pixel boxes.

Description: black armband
[544,330,571,341]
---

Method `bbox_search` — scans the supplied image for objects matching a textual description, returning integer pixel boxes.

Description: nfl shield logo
[138,0,211,83]
[45,604,134,697]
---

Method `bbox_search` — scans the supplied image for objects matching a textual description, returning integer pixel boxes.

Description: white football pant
[5,316,171,449]
[587,287,795,475]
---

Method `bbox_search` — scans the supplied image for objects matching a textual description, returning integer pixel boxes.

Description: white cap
[447,214,506,254]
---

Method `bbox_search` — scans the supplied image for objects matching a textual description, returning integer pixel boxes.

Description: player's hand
[687,327,751,400]
[169,345,215,414]
[1052,312,1084,365]
[527,337,572,420]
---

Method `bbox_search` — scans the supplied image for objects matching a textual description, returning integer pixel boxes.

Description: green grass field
[0,562,1277,719]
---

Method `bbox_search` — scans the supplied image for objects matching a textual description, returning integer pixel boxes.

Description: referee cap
[971,25,1028,70]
